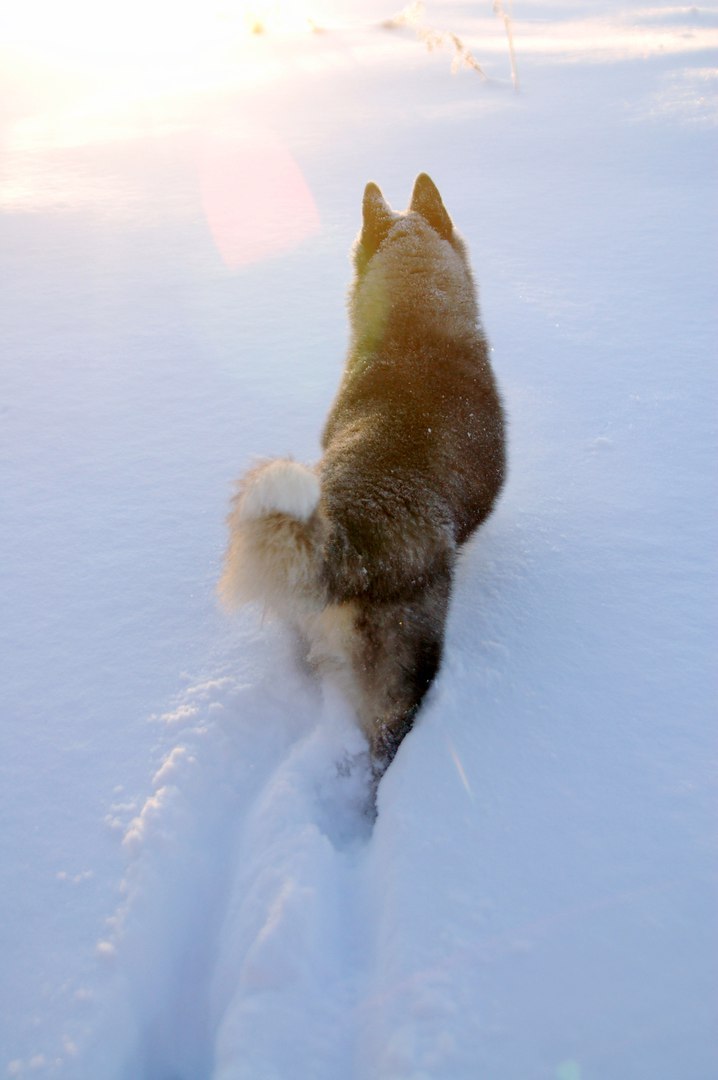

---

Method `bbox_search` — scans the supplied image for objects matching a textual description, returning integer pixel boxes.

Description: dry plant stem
[447,32,488,79]
[493,0,520,92]
[384,2,489,81]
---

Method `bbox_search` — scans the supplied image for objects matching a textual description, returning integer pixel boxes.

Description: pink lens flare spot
[199,124,320,269]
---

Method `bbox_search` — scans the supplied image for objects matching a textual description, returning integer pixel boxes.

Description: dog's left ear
[409,173,453,240]
[360,181,395,255]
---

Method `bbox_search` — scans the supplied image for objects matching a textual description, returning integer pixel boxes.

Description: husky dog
[220,174,505,771]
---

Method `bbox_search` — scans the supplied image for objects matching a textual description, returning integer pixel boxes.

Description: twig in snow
[493,0,520,92]
[382,2,489,81]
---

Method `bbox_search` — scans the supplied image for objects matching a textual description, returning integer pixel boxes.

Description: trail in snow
[78,624,377,1080]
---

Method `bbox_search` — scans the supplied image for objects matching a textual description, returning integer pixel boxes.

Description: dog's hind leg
[352,571,452,772]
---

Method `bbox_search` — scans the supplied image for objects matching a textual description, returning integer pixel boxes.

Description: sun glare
[0,0,326,263]
[1,0,322,70]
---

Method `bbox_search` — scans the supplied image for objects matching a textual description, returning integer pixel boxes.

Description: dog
[219,173,505,772]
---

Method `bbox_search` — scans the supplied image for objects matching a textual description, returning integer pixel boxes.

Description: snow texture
[1,2,717,1078]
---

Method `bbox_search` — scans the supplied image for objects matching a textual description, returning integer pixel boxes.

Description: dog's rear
[219,459,449,765]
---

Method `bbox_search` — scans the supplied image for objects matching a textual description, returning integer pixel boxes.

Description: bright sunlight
[1,0,325,68]
[0,0,328,264]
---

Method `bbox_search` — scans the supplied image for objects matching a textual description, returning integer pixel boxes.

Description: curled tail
[218,459,326,620]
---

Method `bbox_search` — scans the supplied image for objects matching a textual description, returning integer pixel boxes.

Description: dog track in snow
[78,626,378,1080]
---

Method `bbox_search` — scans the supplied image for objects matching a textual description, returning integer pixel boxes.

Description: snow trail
[208,678,375,1080]
[79,624,378,1080]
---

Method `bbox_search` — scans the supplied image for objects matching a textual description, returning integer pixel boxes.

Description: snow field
[1,1,717,1077]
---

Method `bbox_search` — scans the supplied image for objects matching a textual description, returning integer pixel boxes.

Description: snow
[1,1,717,1077]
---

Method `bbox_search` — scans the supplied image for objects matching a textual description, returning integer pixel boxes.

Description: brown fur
[219,174,505,771]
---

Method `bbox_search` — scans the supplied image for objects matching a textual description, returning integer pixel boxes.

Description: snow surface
[1,2,717,1077]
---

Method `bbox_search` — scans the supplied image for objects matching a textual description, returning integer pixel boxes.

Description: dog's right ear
[360,182,394,256]
[409,173,453,241]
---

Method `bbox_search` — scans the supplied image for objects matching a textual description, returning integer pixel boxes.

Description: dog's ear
[360,182,394,255]
[409,173,453,240]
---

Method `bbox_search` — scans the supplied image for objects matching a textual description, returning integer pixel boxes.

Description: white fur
[218,458,324,616]
[239,460,320,523]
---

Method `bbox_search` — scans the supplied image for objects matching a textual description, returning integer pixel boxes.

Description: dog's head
[354,173,459,273]
[349,174,477,348]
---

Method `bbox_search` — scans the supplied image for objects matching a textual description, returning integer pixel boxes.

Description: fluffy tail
[218,459,325,620]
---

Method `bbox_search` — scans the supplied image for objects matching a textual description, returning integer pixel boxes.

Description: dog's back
[220,174,505,770]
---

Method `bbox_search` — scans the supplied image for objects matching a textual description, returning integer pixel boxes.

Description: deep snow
[1,2,717,1078]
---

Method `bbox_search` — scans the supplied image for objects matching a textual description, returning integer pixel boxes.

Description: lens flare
[199,124,320,269]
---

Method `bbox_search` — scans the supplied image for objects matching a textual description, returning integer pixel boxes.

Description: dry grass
[493,0,520,90]
[382,1,520,90]
[382,2,488,80]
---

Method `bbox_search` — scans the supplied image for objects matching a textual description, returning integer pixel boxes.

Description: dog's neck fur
[348,215,479,357]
